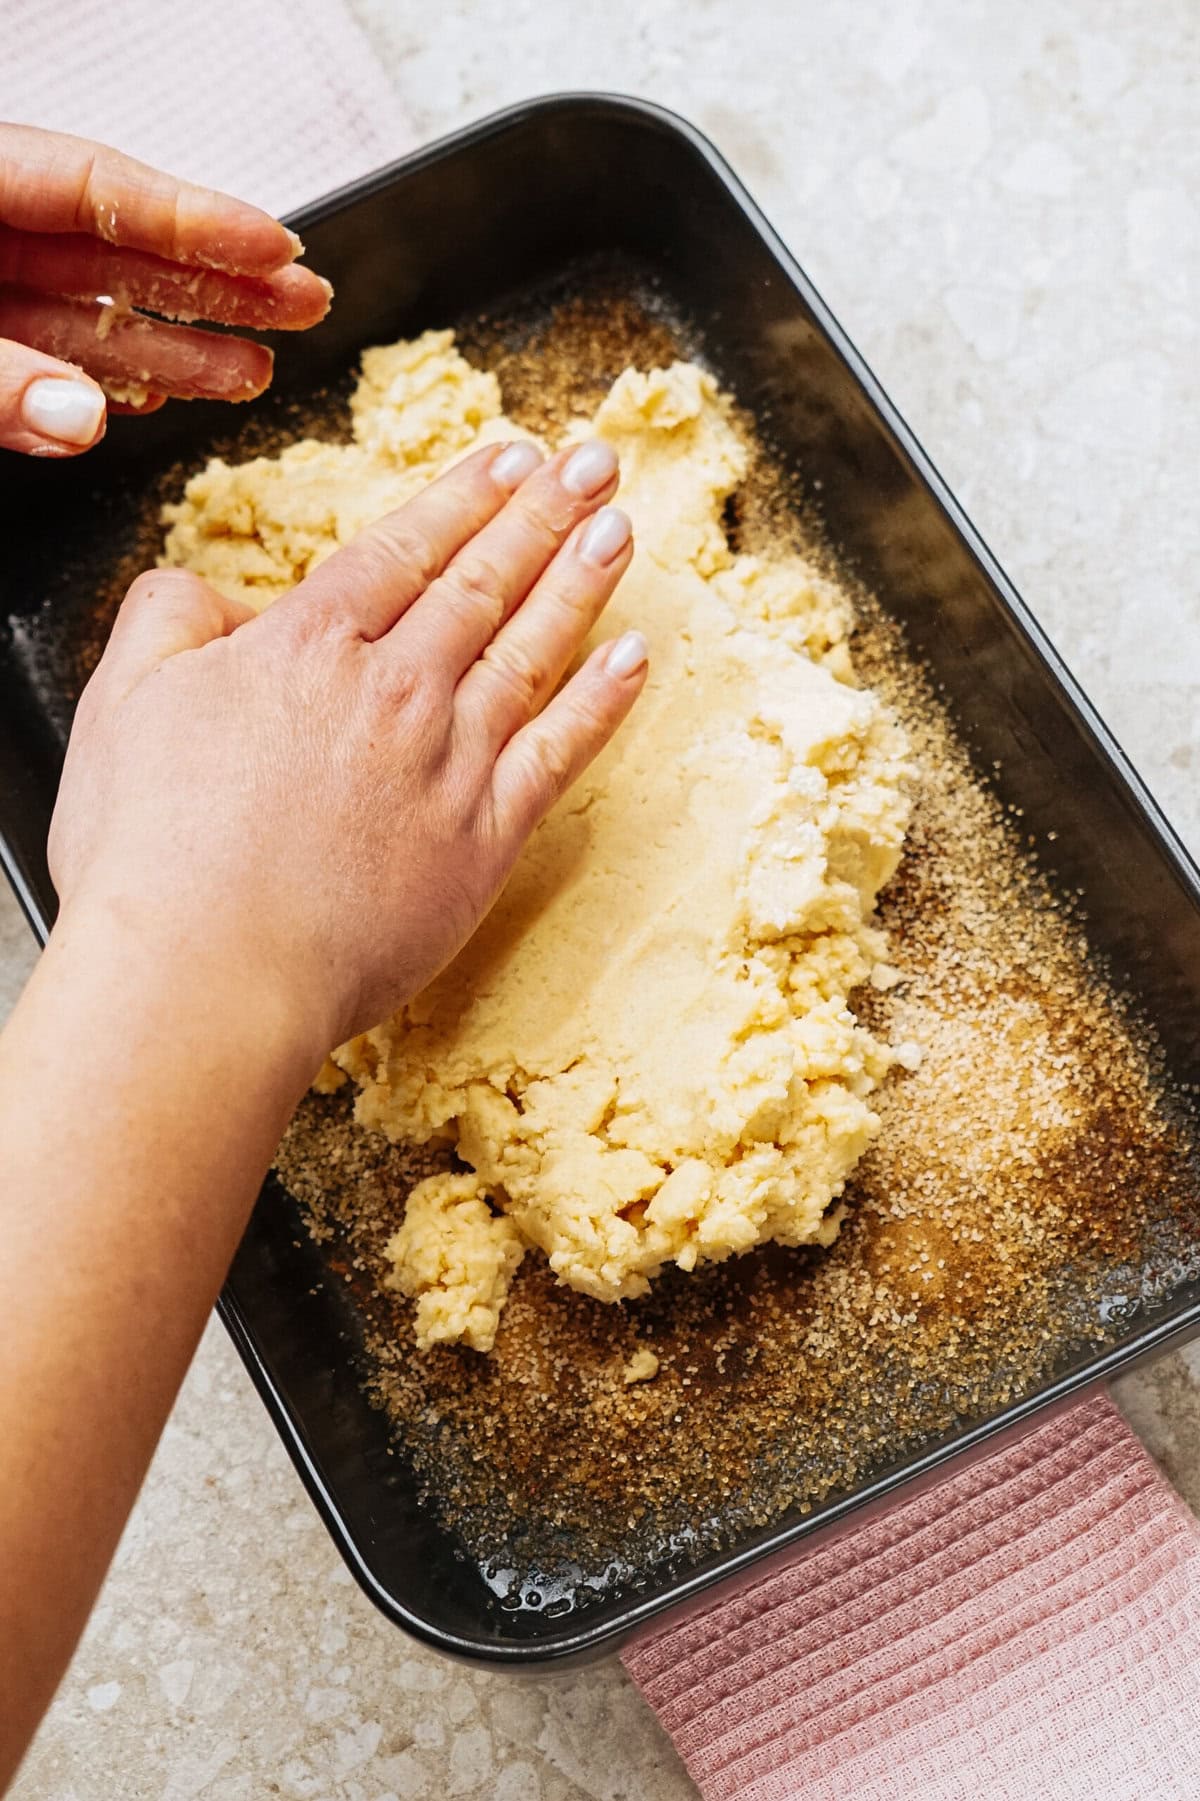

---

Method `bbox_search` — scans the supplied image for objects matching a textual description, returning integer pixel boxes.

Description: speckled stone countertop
[7,2,1200,1795]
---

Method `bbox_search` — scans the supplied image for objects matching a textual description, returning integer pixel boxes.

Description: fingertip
[254,265,334,331]
[577,506,633,569]
[600,629,649,682]
[491,440,545,491]
[559,438,620,499]
[17,371,107,454]
[184,202,304,277]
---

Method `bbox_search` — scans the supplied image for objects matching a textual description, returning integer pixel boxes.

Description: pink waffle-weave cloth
[0,0,412,218]
[623,1391,1200,1800]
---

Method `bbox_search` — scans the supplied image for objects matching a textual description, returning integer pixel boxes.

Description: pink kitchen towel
[623,1391,1200,1800]
[0,0,412,219]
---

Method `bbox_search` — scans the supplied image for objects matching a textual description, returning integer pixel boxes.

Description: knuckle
[374,649,427,714]
[278,587,344,649]
[75,147,102,234]
[527,728,574,796]
[512,498,562,558]
[479,637,542,712]
[366,517,442,592]
[436,556,505,631]
[543,580,598,642]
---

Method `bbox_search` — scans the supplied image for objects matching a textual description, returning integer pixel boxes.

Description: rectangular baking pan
[3,94,1200,1668]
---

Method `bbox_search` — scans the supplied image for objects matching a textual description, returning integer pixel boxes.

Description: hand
[48,436,645,1063]
[0,124,331,456]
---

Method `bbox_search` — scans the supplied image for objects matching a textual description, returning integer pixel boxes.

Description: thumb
[97,567,256,698]
[0,334,107,455]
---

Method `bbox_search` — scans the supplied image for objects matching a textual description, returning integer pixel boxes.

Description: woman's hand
[0,124,331,456]
[49,434,644,1066]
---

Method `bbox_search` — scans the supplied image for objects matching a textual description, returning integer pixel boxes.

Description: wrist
[48,886,330,1101]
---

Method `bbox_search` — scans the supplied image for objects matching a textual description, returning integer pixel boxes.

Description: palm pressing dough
[162,331,913,1352]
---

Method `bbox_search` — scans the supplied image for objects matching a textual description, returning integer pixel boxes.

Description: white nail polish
[579,506,632,567]
[605,630,649,679]
[492,441,544,489]
[562,439,619,496]
[22,377,105,446]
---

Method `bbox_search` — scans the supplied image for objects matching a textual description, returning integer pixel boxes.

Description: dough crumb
[383,1173,524,1353]
[623,1348,660,1385]
[101,378,150,406]
[312,1055,348,1094]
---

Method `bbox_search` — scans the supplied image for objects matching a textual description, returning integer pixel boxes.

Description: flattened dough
[162,333,912,1351]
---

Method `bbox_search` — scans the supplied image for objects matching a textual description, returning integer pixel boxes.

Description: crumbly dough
[624,1348,660,1385]
[161,331,505,608]
[162,331,912,1352]
[384,1173,525,1353]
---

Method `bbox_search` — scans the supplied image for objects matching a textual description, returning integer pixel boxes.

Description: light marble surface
[7,0,1200,1794]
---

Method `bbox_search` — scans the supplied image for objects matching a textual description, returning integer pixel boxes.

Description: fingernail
[605,630,649,679]
[561,439,619,497]
[285,228,305,258]
[21,377,105,446]
[579,506,632,567]
[492,441,544,489]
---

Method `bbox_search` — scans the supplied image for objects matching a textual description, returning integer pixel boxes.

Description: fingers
[397,439,620,678]
[0,226,332,331]
[491,633,649,840]
[0,335,105,455]
[0,287,272,403]
[457,506,634,747]
[98,567,254,695]
[0,124,300,275]
[281,440,546,640]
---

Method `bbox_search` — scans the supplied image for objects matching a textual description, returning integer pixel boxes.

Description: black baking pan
[3,94,1200,1668]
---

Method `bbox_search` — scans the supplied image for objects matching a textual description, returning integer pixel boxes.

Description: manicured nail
[605,630,649,679]
[21,377,105,446]
[579,506,632,567]
[492,441,544,489]
[561,439,619,497]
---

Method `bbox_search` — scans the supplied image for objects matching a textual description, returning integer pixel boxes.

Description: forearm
[0,899,316,1788]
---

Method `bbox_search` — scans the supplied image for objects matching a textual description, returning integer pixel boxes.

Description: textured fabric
[0,0,410,219]
[623,1392,1200,1799]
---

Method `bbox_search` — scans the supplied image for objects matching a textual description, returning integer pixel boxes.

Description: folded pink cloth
[623,1391,1200,1800]
[0,0,411,219]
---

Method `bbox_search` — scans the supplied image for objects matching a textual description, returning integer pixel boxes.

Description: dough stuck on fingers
[161,332,914,1350]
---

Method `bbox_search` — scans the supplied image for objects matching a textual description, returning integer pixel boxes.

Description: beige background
[6,0,1199,1794]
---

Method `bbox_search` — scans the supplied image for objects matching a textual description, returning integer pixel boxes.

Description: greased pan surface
[2,95,1200,1666]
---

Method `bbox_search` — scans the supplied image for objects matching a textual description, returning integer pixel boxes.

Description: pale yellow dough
[162,330,912,1353]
